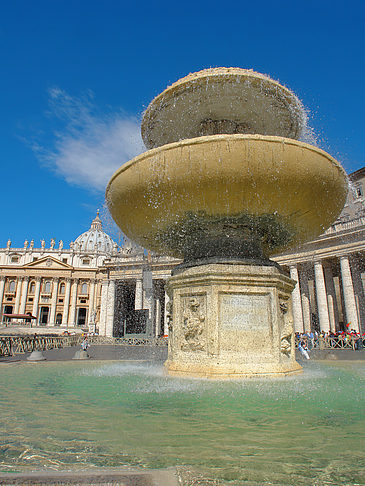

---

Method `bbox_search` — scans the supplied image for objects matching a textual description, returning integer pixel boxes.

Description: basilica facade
[1,169,365,336]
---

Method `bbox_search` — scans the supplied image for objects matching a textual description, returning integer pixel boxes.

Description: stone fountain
[106,68,348,378]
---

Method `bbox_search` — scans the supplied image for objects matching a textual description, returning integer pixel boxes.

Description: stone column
[99,279,109,336]
[340,256,360,331]
[300,273,311,332]
[144,289,154,319]
[49,277,59,326]
[163,290,170,336]
[155,298,161,337]
[0,276,5,319]
[348,257,365,334]
[135,278,143,310]
[105,279,116,337]
[32,277,42,320]
[88,279,96,322]
[289,265,304,333]
[314,261,330,332]
[323,265,339,332]
[19,277,29,315]
[14,278,23,314]
[62,278,72,326]
[69,278,79,327]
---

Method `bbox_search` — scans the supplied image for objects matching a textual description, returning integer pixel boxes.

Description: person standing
[298,338,310,360]
[81,337,89,352]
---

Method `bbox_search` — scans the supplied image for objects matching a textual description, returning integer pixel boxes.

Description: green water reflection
[0,360,364,485]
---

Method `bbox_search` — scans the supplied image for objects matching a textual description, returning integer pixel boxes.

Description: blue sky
[1,0,364,248]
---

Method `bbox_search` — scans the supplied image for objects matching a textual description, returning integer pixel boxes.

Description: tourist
[81,337,89,352]
[307,331,314,350]
[298,339,310,360]
[32,333,38,351]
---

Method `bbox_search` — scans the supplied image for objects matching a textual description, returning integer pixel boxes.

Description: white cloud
[34,88,145,191]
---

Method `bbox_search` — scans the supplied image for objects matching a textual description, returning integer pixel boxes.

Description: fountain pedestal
[165,262,302,378]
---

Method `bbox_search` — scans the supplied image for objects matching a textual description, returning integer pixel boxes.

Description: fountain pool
[1,360,364,485]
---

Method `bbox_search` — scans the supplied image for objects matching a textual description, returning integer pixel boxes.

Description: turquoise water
[0,360,364,485]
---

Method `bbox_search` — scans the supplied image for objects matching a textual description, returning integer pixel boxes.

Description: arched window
[81,282,88,294]
[8,280,16,292]
[43,281,51,293]
[29,282,35,294]
[59,283,65,294]
[55,313,62,325]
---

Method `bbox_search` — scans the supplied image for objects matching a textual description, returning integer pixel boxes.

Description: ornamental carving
[166,301,173,333]
[279,297,292,356]
[280,333,292,356]
[181,296,205,351]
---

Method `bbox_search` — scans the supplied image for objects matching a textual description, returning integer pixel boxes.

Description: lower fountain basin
[1,360,364,485]
[106,134,348,260]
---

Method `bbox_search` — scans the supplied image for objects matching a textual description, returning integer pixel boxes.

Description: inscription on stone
[220,293,270,330]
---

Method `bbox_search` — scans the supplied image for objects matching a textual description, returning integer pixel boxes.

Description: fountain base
[165,262,302,378]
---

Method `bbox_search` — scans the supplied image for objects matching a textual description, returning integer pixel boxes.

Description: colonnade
[289,255,363,333]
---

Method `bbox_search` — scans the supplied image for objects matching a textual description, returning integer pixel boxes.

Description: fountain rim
[141,67,306,147]
[106,133,347,194]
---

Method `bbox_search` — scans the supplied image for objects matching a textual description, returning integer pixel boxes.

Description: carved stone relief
[279,296,292,356]
[181,296,206,351]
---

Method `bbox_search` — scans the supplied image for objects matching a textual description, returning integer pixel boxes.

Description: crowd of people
[295,328,365,359]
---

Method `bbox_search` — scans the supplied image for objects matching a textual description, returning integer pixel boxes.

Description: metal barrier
[295,335,365,350]
[0,335,80,358]
[1,333,362,359]
[0,335,166,357]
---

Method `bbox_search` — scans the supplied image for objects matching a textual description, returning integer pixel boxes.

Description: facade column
[32,277,42,320]
[99,279,109,336]
[14,277,23,314]
[105,279,116,337]
[19,276,29,315]
[49,277,59,326]
[323,265,339,332]
[88,279,96,326]
[314,261,331,332]
[340,256,360,331]
[0,276,5,319]
[135,278,143,310]
[62,278,72,326]
[69,278,79,327]
[163,290,170,336]
[289,265,304,333]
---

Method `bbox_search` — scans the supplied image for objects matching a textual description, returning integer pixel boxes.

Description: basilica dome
[73,210,116,253]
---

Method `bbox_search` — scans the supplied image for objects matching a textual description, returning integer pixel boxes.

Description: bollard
[27,350,46,361]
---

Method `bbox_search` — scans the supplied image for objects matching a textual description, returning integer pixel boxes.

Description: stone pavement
[296,348,365,361]
[0,469,179,485]
[0,345,168,363]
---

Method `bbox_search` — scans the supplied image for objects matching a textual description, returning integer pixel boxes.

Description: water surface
[0,360,364,485]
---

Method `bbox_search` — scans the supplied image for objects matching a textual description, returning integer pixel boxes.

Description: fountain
[106,68,348,377]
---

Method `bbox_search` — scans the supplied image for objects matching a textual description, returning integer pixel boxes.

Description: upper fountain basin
[141,68,306,149]
[106,134,348,261]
